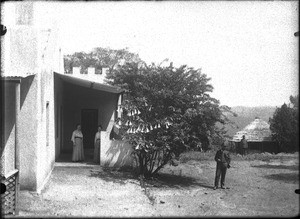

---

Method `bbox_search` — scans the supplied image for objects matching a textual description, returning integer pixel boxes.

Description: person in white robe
[71,124,85,162]
[94,125,102,163]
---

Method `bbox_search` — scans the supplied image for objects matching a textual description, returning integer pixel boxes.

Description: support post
[15,82,20,215]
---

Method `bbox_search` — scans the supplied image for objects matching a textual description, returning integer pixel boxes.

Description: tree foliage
[107,62,233,178]
[64,47,142,74]
[269,95,299,152]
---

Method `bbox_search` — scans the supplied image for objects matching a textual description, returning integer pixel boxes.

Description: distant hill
[224,106,277,137]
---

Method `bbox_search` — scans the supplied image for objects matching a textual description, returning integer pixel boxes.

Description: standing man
[214,141,231,190]
[240,135,248,156]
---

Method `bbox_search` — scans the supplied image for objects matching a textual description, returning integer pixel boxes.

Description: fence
[1,169,19,216]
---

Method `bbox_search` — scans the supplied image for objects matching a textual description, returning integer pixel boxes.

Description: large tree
[107,62,233,178]
[269,95,299,152]
[64,47,142,74]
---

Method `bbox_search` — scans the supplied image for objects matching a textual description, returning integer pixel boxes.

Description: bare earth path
[19,163,155,217]
[147,156,299,217]
[16,154,299,217]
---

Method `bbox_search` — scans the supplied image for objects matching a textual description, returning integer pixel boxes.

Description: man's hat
[221,140,229,148]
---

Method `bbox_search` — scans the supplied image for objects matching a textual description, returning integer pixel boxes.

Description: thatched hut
[229,118,279,153]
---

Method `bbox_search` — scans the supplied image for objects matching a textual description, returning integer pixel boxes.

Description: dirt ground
[13,153,299,217]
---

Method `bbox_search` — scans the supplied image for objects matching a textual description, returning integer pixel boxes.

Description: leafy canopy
[63,46,233,176]
[64,47,142,74]
[107,62,232,177]
[269,95,299,152]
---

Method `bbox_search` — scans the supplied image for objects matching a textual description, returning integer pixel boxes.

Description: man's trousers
[214,162,228,187]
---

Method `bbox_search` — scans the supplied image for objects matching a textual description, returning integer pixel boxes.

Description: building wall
[2,1,63,191]
[1,2,39,190]
[99,93,134,168]
[18,39,60,192]
[1,82,16,176]
[101,132,134,169]
[35,14,62,191]
[1,2,40,78]
[18,75,38,190]
[35,70,56,192]
[17,26,60,191]
[9,27,39,75]
[54,74,64,160]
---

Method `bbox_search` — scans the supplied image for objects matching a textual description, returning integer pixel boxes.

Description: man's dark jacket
[214,149,231,167]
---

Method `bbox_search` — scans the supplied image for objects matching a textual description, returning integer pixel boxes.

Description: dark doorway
[60,105,63,154]
[81,109,98,149]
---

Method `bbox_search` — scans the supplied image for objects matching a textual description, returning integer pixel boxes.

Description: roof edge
[54,72,124,94]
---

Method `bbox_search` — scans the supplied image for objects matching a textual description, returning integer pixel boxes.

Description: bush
[269,95,299,152]
[108,62,233,178]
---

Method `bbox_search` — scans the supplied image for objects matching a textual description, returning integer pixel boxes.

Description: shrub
[108,62,233,178]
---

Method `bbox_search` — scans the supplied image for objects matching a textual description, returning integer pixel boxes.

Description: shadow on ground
[264,173,299,183]
[56,151,95,164]
[88,168,213,189]
[54,166,97,170]
[55,159,95,165]
[89,168,139,185]
[251,164,299,171]
[144,173,213,189]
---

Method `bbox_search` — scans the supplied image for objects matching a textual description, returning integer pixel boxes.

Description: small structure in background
[229,117,279,154]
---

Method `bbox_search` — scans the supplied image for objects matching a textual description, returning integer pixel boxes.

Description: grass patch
[179,150,216,163]
[180,150,299,163]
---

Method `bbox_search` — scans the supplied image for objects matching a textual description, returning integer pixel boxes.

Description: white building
[1,2,133,198]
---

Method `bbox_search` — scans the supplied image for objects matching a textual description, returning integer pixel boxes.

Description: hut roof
[231,118,273,142]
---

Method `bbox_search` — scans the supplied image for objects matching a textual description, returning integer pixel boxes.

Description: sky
[3,1,299,107]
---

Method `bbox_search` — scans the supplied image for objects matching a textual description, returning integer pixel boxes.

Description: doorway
[81,109,98,149]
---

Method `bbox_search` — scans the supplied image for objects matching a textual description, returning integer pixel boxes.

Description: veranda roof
[54,72,124,94]
[231,118,273,142]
